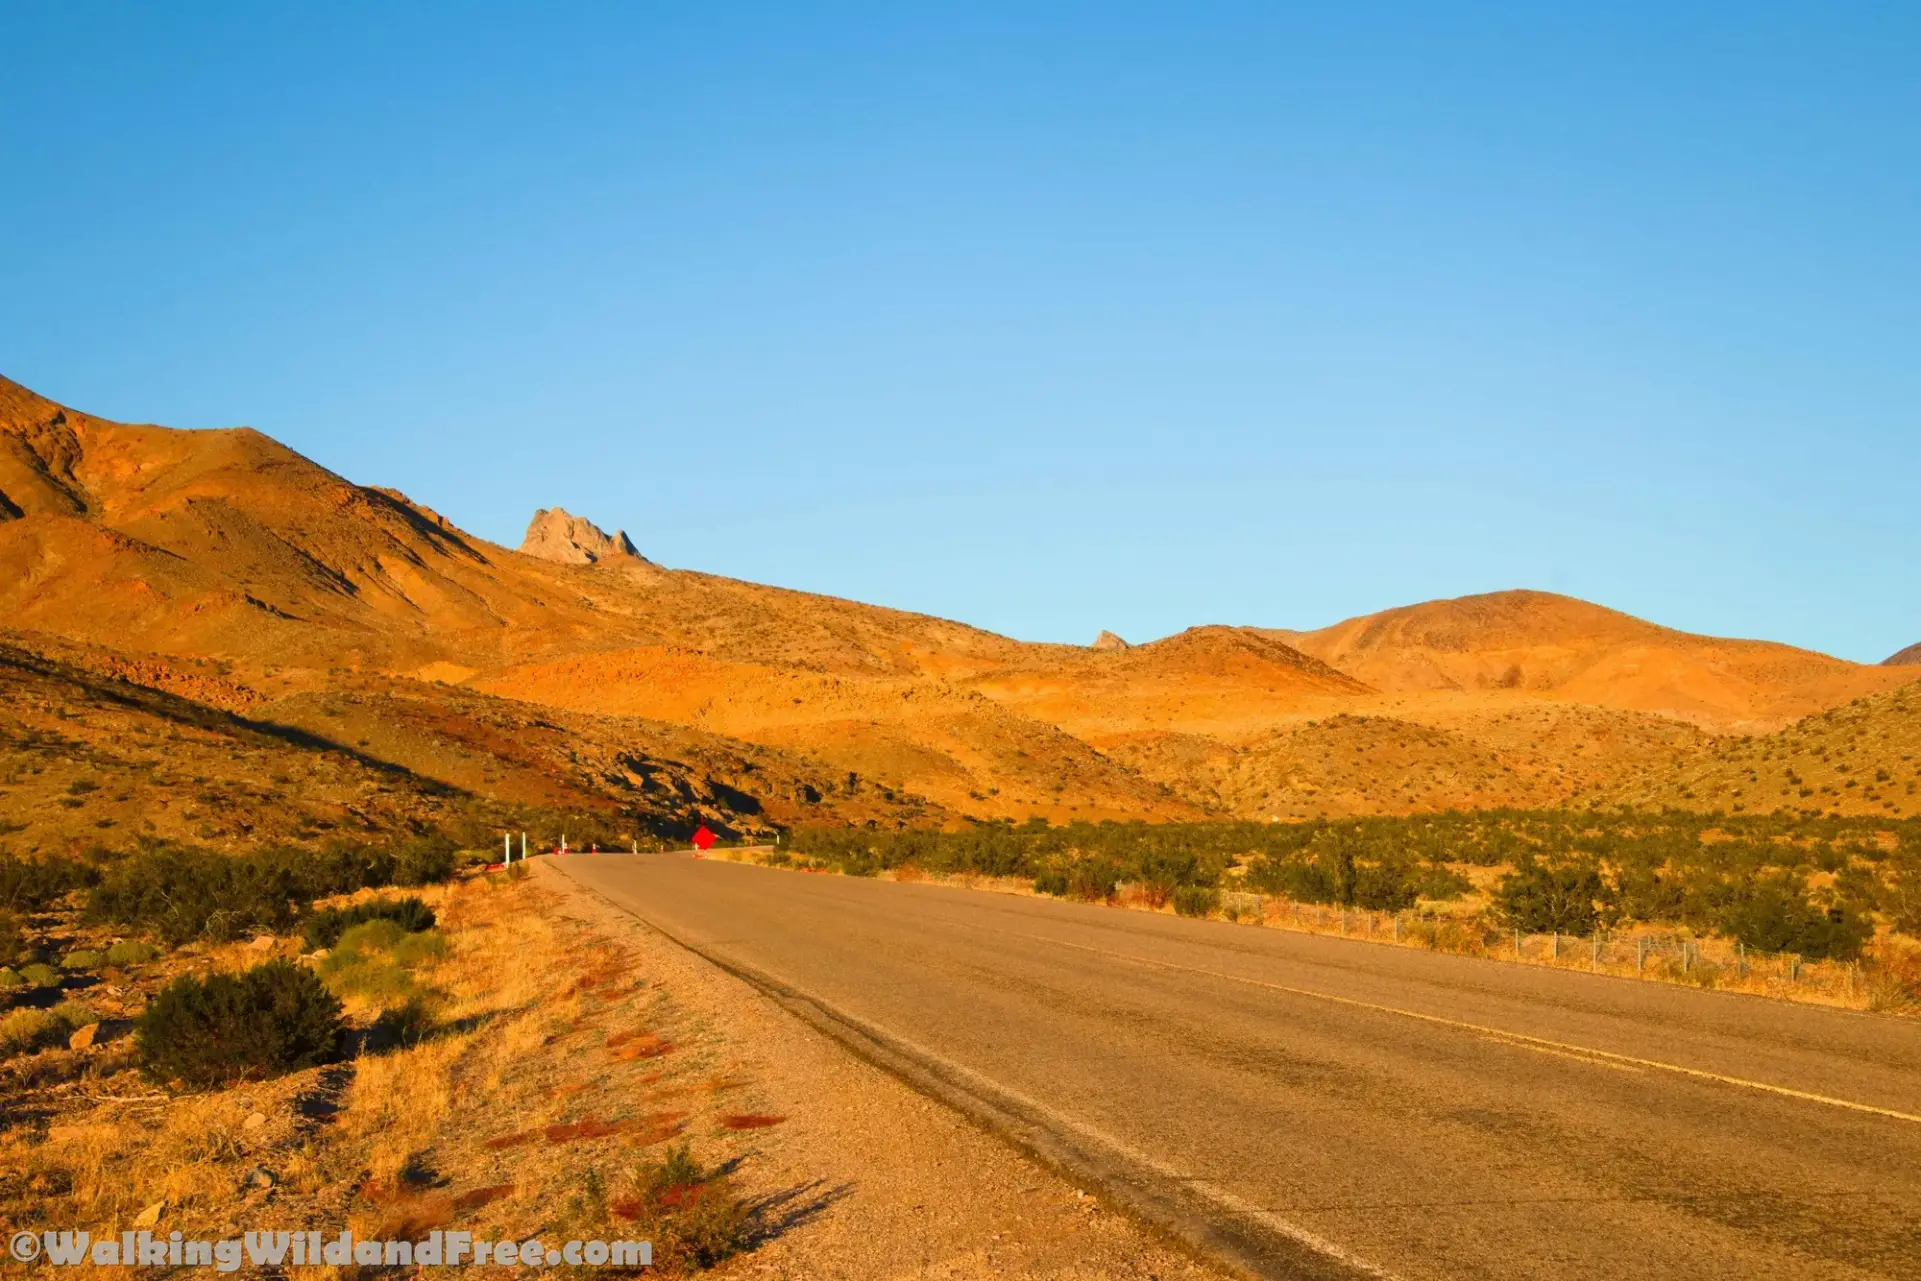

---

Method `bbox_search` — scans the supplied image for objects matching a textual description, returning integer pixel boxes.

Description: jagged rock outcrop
[518,507,645,566]
[1092,630,1131,651]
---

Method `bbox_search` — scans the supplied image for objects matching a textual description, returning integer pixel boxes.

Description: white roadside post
[520,832,527,861]
[503,834,511,866]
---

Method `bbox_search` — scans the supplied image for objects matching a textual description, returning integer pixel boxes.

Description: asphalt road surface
[552,853,1921,1281]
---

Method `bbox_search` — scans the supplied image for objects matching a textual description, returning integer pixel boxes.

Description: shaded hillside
[1273,590,1907,729]
[1603,679,1921,817]
[0,631,931,857]
[1887,643,1921,667]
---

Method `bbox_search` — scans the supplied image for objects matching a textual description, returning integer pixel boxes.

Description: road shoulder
[541,858,1228,1280]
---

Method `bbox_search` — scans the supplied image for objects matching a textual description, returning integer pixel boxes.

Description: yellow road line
[1021,932,1921,1126]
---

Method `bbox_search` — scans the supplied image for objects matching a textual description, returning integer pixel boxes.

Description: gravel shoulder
[540,859,1228,1280]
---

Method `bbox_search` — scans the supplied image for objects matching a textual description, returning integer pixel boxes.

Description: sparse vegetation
[301,895,436,951]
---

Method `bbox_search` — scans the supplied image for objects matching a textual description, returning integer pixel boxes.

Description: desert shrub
[0,910,23,967]
[1887,853,1921,938]
[17,962,61,989]
[0,853,94,913]
[610,1143,750,1271]
[60,949,105,971]
[761,850,792,867]
[1067,860,1123,903]
[1246,856,1337,904]
[0,1001,94,1060]
[87,838,460,947]
[1172,886,1220,918]
[0,969,21,990]
[88,844,304,945]
[1412,864,1474,901]
[366,995,438,1054]
[301,896,436,952]
[1352,863,1419,912]
[318,921,446,1006]
[104,940,162,966]
[1033,867,1070,897]
[1721,883,1871,961]
[392,835,458,887]
[137,960,343,1088]
[1494,858,1606,934]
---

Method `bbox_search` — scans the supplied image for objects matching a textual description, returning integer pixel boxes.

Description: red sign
[691,825,717,851]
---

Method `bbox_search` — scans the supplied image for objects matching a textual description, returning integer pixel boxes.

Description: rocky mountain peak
[518,507,645,566]
[1092,630,1131,651]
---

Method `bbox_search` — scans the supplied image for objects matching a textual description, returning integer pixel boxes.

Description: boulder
[1092,630,1131,652]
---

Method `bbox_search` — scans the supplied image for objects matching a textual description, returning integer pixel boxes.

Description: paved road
[552,854,1921,1280]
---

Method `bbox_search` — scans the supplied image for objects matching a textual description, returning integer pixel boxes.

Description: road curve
[551,854,1921,1281]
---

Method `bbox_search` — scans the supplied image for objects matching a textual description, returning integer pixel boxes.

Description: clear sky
[3,3,1916,661]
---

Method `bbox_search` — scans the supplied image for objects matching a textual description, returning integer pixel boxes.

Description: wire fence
[1216,890,1875,1004]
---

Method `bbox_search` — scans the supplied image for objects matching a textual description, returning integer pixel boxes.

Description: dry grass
[0,872,785,1274]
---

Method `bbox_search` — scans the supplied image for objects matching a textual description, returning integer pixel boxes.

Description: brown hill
[1603,679,1921,818]
[1886,643,1921,667]
[1273,590,1908,731]
[5,375,1913,829]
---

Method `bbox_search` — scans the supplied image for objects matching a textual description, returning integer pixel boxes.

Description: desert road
[552,854,1921,1281]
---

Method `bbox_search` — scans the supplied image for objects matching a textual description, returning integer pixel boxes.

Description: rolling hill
[5,373,1915,831]
[1271,590,1909,730]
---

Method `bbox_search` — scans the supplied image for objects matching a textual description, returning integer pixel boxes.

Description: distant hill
[1886,643,1921,666]
[1270,589,1908,730]
[5,374,1916,828]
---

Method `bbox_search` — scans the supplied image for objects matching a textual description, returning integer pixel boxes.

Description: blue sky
[3,3,1916,661]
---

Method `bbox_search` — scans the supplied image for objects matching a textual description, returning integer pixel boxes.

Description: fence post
[1637,935,1646,973]
[1591,933,1599,970]
[1515,930,1523,960]
[1393,913,1402,944]
[503,833,511,865]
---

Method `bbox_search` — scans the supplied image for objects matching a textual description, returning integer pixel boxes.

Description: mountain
[1271,590,1909,730]
[1886,643,1921,667]
[5,375,1915,833]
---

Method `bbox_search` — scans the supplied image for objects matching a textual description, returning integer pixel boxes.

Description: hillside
[6,374,1917,828]
[1603,678,1921,817]
[1887,643,1921,667]
[1273,590,1909,730]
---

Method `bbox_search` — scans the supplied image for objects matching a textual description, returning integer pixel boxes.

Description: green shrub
[1412,864,1474,901]
[392,835,458,887]
[18,962,61,989]
[301,897,436,952]
[104,940,162,966]
[60,949,105,971]
[1172,886,1220,918]
[611,1143,750,1271]
[1722,883,1872,961]
[0,910,24,967]
[318,921,446,1005]
[1067,860,1123,903]
[1033,867,1069,897]
[0,1001,94,1060]
[1352,863,1419,912]
[0,854,94,913]
[0,968,21,990]
[366,995,438,1054]
[136,960,343,1088]
[88,845,303,945]
[1494,858,1606,934]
